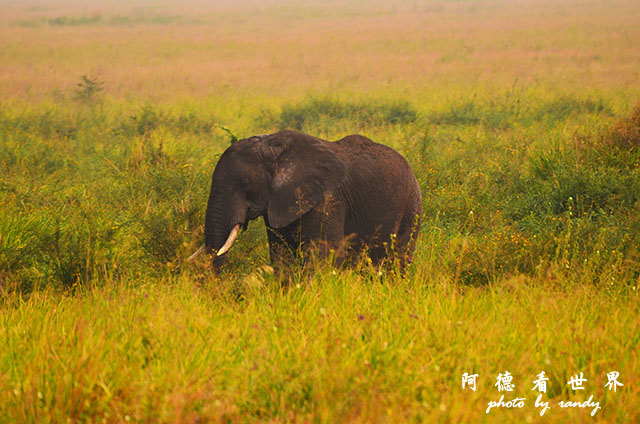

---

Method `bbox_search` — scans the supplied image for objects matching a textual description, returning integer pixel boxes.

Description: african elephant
[188,130,422,270]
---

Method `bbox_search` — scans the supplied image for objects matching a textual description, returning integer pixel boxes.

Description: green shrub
[46,14,103,26]
[427,96,611,129]
[74,75,105,103]
[427,101,498,127]
[531,96,611,125]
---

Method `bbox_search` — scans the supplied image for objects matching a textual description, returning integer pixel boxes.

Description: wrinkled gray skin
[202,130,422,270]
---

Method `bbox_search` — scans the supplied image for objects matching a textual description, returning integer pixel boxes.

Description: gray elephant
[188,130,422,270]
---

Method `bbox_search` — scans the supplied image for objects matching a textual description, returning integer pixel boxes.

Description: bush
[74,75,105,103]
[427,96,611,129]
[605,102,640,149]
[531,96,610,125]
[427,101,512,128]
[278,97,417,130]
[115,105,218,137]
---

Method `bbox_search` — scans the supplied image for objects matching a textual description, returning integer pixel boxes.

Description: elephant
[188,130,422,271]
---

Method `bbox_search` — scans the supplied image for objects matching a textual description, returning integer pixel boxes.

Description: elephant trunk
[203,184,247,266]
[187,223,239,262]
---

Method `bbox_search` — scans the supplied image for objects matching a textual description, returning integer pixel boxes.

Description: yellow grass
[1,0,639,102]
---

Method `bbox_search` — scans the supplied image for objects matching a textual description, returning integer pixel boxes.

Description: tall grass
[2,96,638,291]
[1,275,638,423]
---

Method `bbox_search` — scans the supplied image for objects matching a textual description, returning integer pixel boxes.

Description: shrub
[278,97,417,130]
[531,96,610,125]
[47,14,102,26]
[427,96,611,129]
[427,101,486,126]
[74,75,105,103]
[173,112,214,134]
[605,102,640,149]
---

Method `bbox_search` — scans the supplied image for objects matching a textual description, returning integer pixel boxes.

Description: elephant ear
[267,137,346,228]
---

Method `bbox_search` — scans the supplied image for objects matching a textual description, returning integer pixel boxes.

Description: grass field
[1,0,639,422]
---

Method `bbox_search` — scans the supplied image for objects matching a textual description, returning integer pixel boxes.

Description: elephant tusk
[217,224,241,256]
[187,244,206,262]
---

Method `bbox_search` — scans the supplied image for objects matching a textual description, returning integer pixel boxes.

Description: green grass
[1,95,638,291]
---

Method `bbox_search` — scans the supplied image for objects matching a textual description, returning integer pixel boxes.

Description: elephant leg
[266,222,299,271]
[266,200,347,270]
[297,203,347,268]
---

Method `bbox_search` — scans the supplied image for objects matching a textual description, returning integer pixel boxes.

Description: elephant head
[188,131,346,267]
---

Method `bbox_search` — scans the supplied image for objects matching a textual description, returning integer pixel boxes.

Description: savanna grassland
[1,0,639,422]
